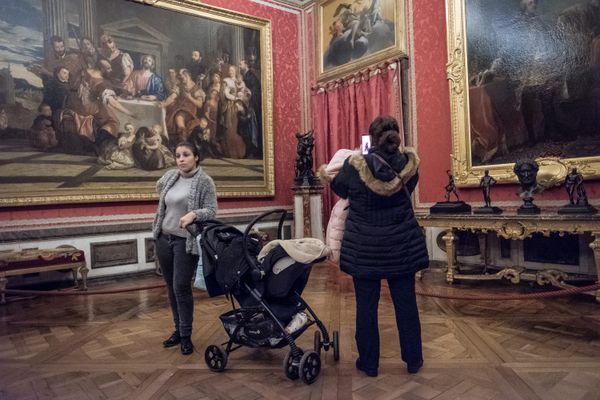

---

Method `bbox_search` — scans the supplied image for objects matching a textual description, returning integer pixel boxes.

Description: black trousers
[156,233,198,337]
[352,275,423,372]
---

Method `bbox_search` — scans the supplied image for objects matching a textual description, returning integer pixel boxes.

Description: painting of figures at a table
[465,0,600,166]
[0,0,272,202]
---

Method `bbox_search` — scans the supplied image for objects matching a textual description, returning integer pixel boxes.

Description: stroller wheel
[333,331,340,361]
[283,348,304,380]
[205,345,228,372]
[314,330,322,355]
[299,351,321,385]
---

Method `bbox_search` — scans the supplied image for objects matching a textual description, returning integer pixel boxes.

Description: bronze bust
[513,159,541,214]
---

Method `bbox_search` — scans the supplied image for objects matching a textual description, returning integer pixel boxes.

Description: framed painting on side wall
[0,0,274,206]
[316,0,407,82]
[446,0,600,187]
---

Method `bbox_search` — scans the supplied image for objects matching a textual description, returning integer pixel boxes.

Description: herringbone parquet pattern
[1,265,599,400]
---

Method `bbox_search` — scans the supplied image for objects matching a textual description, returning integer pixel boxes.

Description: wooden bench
[0,245,88,304]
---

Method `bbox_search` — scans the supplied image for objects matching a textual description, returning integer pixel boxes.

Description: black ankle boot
[356,358,378,377]
[407,359,423,374]
[162,331,180,348]
[180,336,194,355]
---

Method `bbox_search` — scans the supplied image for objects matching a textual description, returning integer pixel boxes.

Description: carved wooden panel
[90,240,138,269]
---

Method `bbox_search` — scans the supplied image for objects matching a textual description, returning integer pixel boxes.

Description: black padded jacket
[331,147,429,279]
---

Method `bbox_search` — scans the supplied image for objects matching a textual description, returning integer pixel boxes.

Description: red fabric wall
[0,0,302,223]
[413,0,599,206]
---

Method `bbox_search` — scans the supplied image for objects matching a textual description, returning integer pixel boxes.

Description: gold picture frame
[316,0,406,82]
[446,0,600,187]
[0,0,274,206]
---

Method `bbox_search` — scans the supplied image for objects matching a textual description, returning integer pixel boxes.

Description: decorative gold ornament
[446,36,464,96]
[536,157,570,189]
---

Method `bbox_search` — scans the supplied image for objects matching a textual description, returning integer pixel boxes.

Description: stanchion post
[590,231,600,303]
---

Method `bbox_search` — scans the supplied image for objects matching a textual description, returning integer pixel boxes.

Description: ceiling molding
[269,0,315,8]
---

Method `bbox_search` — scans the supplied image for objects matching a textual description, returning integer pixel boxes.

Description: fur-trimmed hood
[318,149,359,184]
[348,147,420,196]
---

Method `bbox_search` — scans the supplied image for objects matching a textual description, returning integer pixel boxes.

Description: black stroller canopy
[201,222,261,294]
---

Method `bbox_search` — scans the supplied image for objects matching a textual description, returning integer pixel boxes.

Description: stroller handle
[185,219,224,236]
[242,209,288,279]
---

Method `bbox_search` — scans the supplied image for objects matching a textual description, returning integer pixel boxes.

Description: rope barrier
[0,283,166,296]
[1,281,599,301]
[415,283,600,301]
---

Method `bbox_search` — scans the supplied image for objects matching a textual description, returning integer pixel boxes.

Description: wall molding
[0,206,294,242]
[0,205,294,232]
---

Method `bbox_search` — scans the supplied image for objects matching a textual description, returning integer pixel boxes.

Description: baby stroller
[189,209,340,385]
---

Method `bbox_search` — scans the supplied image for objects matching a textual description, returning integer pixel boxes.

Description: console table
[416,213,600,301]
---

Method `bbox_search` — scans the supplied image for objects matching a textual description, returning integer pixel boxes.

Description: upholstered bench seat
[0,245,88,304]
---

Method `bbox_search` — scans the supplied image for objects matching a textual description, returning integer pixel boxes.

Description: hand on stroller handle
[185,218,222,235]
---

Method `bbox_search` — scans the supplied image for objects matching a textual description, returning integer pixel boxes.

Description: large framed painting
[446,0,600,186]
[0,0,274,206]
[316,0,406,82]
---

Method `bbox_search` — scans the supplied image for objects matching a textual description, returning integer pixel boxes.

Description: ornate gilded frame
[445,0,600,187]
[316,0,406,82]
[0,0,274,206]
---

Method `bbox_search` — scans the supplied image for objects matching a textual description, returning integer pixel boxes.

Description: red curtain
[311,60,404,220]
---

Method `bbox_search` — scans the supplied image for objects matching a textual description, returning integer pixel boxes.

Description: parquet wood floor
[1,265,600,400]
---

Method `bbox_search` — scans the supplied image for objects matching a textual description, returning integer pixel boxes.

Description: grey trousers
[156,233,198,337]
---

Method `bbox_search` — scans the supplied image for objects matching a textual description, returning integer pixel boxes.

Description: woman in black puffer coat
[331,116,428,377]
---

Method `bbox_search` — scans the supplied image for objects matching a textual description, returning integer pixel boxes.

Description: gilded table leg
[590,232,600,303]
[79,264,89,291]
[443,229,456,284]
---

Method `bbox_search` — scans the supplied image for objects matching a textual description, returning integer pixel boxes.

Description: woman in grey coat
[153,141,217,355]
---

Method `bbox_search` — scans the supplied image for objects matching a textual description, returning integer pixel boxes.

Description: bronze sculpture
[558,168,597,214]
[294,130,319,187]
[565,168,586,205]
[480,170,496,207]
[444,170,460,202]
[513,159,541,214]
[430,169,471,214]
[474,170,502,214]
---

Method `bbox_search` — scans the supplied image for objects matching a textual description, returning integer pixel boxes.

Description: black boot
[356,358,378,377]
[180,336,194,355]
[162,331,180,348]
[407,359,423,374]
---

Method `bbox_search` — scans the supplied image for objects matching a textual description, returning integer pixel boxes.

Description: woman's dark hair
[175,141,200,163]
[369,116,401,155]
